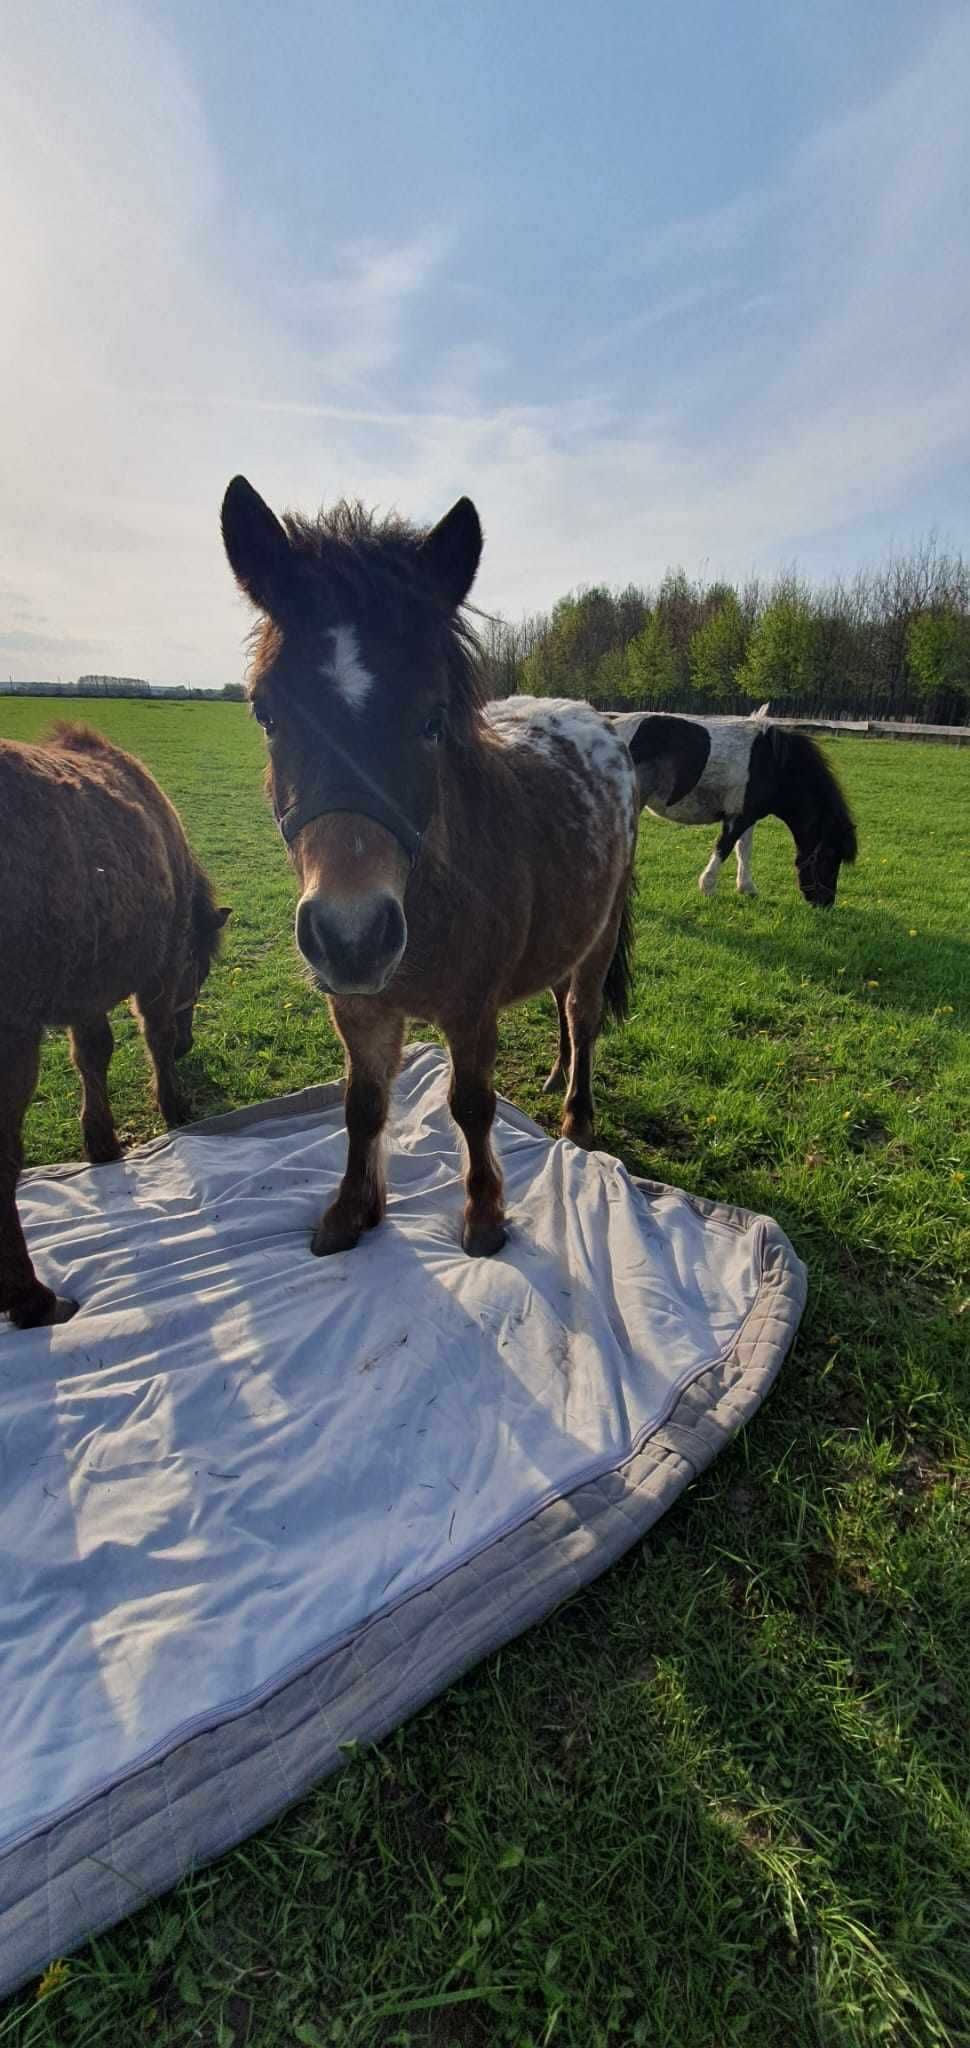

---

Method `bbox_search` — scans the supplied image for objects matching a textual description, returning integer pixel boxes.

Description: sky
[1,0,968,685]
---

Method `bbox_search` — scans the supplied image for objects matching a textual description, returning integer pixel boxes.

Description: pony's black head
[174,874,231,1057]
[794,841,843,908]
[767,727,858,908]
[221,476,483,996]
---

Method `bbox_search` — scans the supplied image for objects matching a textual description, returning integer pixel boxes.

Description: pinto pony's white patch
[322,624,374,712]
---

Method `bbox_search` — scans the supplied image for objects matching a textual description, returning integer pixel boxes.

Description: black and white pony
[607,706,857,906]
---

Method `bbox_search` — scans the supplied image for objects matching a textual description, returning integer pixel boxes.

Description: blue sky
[1,0,967,682]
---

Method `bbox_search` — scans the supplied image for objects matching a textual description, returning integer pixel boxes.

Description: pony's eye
[253,702,276,737]
[422,705,447,745]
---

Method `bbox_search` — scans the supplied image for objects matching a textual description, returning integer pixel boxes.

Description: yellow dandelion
[37,1960,70,2000]
[866,979,879,988]
[705,1114,717,1124]
[954,1171,966,1184]
[842,1110,852,1120]
[941,1004,954,1013]
[908,928,918,936]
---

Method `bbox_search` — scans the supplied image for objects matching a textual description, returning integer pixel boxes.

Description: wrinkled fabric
[0,1046,801,1849]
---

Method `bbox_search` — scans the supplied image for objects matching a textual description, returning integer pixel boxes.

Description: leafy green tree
[626,612,679,708]
[906,610,970,717]
[737,592,818,706]
[688,593,748,705]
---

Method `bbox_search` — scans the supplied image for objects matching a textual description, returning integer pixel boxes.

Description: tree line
[477,540,970,724]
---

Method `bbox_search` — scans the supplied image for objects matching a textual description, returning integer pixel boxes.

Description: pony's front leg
[312,1003,405,1257]
[69,1013,122,1163]
[447,1013,506,1258]
[0,1032,77,1328]
[134,992,188,1128]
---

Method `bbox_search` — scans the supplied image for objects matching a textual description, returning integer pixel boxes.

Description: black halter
[276,787,424,865]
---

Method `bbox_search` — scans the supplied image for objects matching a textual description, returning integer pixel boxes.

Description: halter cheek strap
[277,789,424,866]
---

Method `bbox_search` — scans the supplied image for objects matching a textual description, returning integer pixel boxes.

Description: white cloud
[0,4,967,681]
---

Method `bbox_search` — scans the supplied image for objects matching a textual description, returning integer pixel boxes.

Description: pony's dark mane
[251,498,486,719]
[769,726,858,862]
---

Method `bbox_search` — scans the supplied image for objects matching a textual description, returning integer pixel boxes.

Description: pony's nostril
[296,893,406,990]
[374,895,405,960]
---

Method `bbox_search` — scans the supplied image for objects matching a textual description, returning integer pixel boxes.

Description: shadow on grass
[646,904,970,1021]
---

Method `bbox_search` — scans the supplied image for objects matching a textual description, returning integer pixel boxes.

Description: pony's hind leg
[734,826,757,896]
[134,992,188,1129]
[0,1032,77,1328]
[542,983,570,1093]
[446,1010,506,1257]
[69,1014,122,1163]
[312,1003,405,1256]
[559,869,634,1151]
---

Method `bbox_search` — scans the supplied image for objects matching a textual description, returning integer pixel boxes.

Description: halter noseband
[276,789,424,866]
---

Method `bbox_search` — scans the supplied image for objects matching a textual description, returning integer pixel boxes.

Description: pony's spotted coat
[489,697,639,846]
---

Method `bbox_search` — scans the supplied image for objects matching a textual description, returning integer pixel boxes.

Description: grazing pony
[221,477,639,1260]
[607,708,857,905]
[0,726,229,1329]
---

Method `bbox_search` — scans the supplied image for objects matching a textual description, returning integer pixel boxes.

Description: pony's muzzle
[296,890,407,995]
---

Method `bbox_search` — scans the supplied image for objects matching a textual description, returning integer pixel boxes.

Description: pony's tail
[770,727,858,863]
[602,883,635,1024]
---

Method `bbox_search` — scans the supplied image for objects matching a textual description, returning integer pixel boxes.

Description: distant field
[2,698,968,2048]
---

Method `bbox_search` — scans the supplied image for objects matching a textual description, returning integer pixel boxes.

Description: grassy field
[1,698,968,2048]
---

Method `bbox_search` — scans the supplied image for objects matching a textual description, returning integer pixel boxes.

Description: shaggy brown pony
[221,476,639,1261]
[0,725,229,1329]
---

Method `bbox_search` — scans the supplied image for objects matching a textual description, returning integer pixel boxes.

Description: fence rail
[765,716,970,745]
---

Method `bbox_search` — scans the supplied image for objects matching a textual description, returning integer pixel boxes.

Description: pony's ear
[221,477,295,616]
[419,497,482,610]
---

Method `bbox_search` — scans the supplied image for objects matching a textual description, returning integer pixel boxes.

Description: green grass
[2,699,968,2048]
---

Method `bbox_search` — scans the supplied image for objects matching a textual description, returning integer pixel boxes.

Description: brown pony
[221,477,639,1261]
[0,725,229,1329]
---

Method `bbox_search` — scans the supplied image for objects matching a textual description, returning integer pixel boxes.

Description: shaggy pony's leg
[69,1014,122,1163]
[0,1032,78,1328]
[134,992,188,1128]
[542,983,570,1094]
[447,1010,506,1257]
[734,826,757,896]
[561,887,629,1150]
[312,1004,406,1256]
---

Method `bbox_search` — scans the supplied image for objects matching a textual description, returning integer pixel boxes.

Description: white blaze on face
[322,623,374,712]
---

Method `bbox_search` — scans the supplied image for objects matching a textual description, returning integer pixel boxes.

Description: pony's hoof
[8,1291,79,1330]
[85,1134,124,1166]
[542,1063,565,1094]
[698,873,718,896]
[736,882,758,898]
[562,1115,595,1150]
[462,1217,507,1258]
[161,1097,189,1130]
[311,1217,361,1256]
